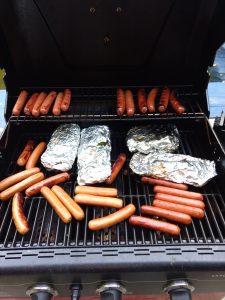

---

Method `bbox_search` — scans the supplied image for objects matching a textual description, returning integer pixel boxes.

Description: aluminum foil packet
[130,152,217,187]
[77,125,111,185]
[126,124,180,154]
[41,123,80,171]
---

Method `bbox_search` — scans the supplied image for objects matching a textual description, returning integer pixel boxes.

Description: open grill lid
[0,0,225,91]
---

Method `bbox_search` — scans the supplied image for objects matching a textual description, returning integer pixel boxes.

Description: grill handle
[26,284,58,300]
[164,280,194,300]
[96,282,126,300]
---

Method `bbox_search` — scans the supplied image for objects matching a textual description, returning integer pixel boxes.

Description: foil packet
[130,152,217,187]
[126,124,180,154]
[41,123,80,171]
[77,125,111,185]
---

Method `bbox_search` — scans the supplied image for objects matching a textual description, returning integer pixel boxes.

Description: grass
[0,69,5,89]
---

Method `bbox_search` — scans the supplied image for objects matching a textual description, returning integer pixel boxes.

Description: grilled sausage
[51,185,84,221]
[141,205,192,225]
[129,215,180,236]
[125,89,135,116]
[61,89,72,112]
[88,203,136,231]
[75,186,118,197]
[154,186,203,201]
[170,90,186,114]
[158,87,170,113]
[0,172,44,201]
[116,88,126,116]
[137,89,147,113]
[147,88,158,113]
[153,199,205,219]
[141,177,188,190]
[40,91,57,115]
[12,192,29,235]
[41,186,72,223]
[24,93,39,115]
[0,167,40,192]
[12,90,29,116]
[105,153,126,185]
[52,92,64,116]
[17,140,35,167]
[26,142,46,170]
[155,193,205,209]
[32,92,47,117]
[25,172,70,197]
[74,194,123,209]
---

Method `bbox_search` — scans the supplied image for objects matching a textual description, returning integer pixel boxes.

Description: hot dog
[105,153,126,185]
[0,172,44,201]
[61,89,71,112]
[12,90,29,116]
[75,186,118,197]
[26,142,46,170]
[12,192,29,235]
[170,90,186,114]
[116,88,126,116]
[137,89,147,113]
[141,205,192,225]
[88,203,136,231]
[40,91,57,115]
[141,177,188,190]
[154,186,203,201]
[153,199,204,219]
[125,89,135,116]
[74,194,123,209]
[24,93,39,115]
[147,88,158,113]
[17,140,35,167]
[158,87,170,113]
[129,215,180,236]
[155,193,205,209]
[52,92,64,116]
[51,185,84,221]
[0,167,40,192]
[25,172,70,197]
[32,92,47,117]
[41,186,72,223]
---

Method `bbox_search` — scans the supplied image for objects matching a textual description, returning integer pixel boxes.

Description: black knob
[96,282,126,300]
[164,280,194,300]
[71,284,82,300]
[26,284,58,300]
[168,288,192,300]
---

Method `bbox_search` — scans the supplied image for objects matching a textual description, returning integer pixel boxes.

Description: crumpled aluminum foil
[41,123,80,171]
[126,124,180,154]
[77,125,111,185]
[130,152,217,187]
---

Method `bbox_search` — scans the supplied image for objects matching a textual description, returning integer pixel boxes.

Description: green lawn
[0,69,5,89]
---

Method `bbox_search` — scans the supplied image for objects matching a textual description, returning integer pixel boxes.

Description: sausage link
[61,89,72,112]
[141,177,188,190]
[26,142,46,170]
[125,90,135,116]
[32,92,47,117]
[41,186,72,223]
[170,90,186,114]
[52,92,64,116]
[147,88,158,113]
[88,203,136,231]
[154,186,203,201]
[17,140,35,167]
[12,90,29,116]
[52,185,84,221]
[75,186,118,197]
[116,88,126,116]
[24,93,39,115]
[40,91,57,115]
[137,89,147,113]
[12,192,29,235]
[158,87,170,113]
[129,215,180,236]
[25,172,70,197]
[155,193,205,209]
[74,194,123,209]
[105,153,126,185]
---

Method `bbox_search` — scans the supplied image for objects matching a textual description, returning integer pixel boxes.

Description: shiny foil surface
[129,152,217,187]
[41,123,80,171]
[77,125,111,185]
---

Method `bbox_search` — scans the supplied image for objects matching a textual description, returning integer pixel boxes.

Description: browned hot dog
[88,203,136,231]
[155,193,205,209]
[25,172,70,197]
[153,199,204,219]
[129,215,180,236]
[147,88,158,113]
[12,192,29,235]
[116,88,126,116]
[170,90,186,114]
[26,142,46,170]
[41,186,72,223]
[105,153,126,185]
[0,167,40,192]
[24,93,39,115]
[125,89,135,116]
[75,186,118,197]
[51,185,84,221]
[137,89,147,113]
[154,186,203,201]
[141,177,188,190]
[74,194,123,209]
[61,89,71,112]
[40,91,57,115]
[12,90,29,116]
[141,205,192,225]
[52,92,64,116]
[32,92,47,117]
[158,87,170,113]
[0,172,44,201]
[17,140,35,167]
